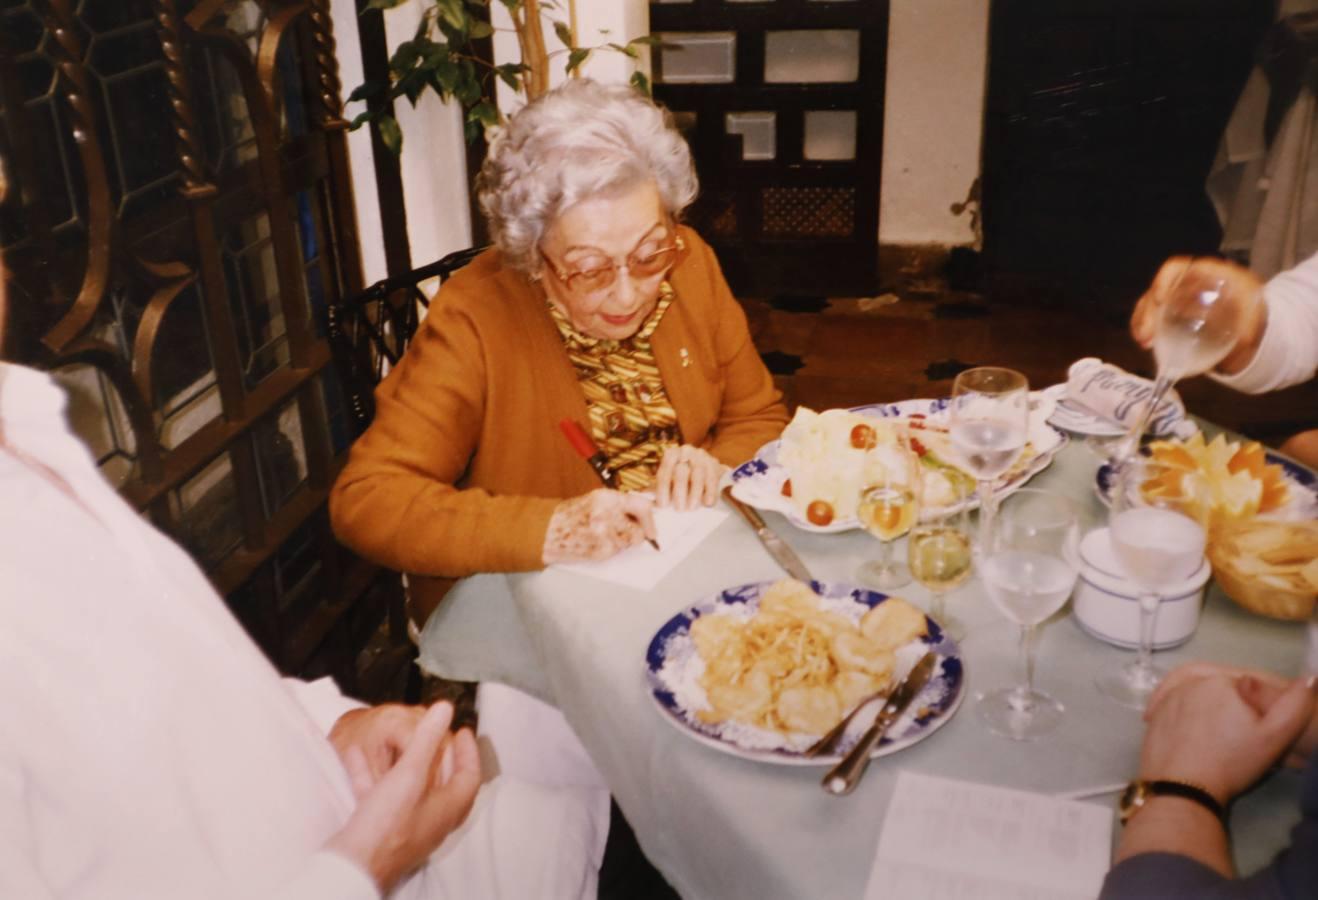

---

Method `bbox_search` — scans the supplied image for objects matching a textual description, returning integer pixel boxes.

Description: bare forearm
[1114,798,1233,878]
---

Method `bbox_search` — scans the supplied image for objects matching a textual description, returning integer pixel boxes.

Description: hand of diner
[542,488,658,564]
[330,703,431,784]
[1131,256,1266,375]
[655,444,725,511]
[326,701,480,894]
[1139,664,1315,804]
[1112,664,1315,876]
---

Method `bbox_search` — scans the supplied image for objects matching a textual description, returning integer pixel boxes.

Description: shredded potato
[691,580,926,736]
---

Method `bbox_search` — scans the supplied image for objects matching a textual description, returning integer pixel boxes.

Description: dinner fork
[802,688,890,758]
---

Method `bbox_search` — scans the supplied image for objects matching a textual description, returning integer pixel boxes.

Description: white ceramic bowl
[1072,527,1210,649]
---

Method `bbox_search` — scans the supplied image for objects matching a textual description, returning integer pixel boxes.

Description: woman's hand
[655,444,725,511]
[542,488,657,564]
[1139,663,1316,804]
[1130,256,1267,375]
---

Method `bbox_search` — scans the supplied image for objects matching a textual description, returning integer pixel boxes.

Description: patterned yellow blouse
[548,281,682,491]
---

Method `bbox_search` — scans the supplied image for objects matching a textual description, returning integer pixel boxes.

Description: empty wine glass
[1098,457,1208,709]
[976,489,1080,740]
[949,367,1029,548]
[1116,262,1243,462]
[907,474,973,639]
[856,433,920,590]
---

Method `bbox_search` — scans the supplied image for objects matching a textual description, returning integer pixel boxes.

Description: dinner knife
[822,651,939,796]
[721,486,815,584]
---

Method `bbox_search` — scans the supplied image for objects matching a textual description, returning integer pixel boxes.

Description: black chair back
[327,247,484,434]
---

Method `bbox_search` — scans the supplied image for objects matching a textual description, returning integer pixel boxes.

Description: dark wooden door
[0,0,407,693]
[651,0,887,298]
[982,0,1274,306]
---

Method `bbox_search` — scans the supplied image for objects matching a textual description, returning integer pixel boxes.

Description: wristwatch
[1119,779,1227,825]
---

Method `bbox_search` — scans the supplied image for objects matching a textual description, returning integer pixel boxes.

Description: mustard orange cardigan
[329,227,788,615]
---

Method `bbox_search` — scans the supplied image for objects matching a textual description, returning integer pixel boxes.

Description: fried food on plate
[690,579,928,736]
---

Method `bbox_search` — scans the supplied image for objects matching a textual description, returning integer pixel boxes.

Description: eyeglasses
[540,235,686,297]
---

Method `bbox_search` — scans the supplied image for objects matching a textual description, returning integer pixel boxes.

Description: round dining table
[417,433,1311,900]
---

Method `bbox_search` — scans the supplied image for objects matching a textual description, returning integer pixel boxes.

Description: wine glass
[1097,457,1208,709]
[1116,262,1242,462]
[949,367,1030,548]
[856,434,920,590]
[976,489,1080,740]
[907,474,973,639]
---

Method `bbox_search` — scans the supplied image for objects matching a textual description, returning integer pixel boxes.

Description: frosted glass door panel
[657,33,736,84]
[726,112,776,160]
[764,30,860,84]
[804,110,857,160]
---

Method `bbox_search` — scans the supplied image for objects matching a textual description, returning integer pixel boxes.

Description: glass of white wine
[856,434,920,590]
[976,489,1080,741]
[1116,262,1242,462]
[949,367,1030,549]
[907,476,973,639]
[1097,457,1209,709]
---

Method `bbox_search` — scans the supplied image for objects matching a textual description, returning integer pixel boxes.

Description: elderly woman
[330,78,788,616]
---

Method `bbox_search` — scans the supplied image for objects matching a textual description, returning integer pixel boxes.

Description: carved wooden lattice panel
[0,0,401,690]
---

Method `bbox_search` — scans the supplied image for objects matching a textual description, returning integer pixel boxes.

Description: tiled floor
[742,269,1318,446]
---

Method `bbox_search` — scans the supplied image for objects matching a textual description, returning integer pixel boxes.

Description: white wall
[879,0,989,247]
[334,0,474,282]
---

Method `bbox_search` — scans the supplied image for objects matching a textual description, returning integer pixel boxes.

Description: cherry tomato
[910,436,928,457]
[781,479,793,497]
[806,499,834,526]
[850,424,877,450]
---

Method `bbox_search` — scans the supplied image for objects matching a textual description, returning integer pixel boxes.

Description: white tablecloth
[419,440,1309,899]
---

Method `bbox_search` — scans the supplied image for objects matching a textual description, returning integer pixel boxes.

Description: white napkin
[1065,357,1187,435]
[552,504,729,589]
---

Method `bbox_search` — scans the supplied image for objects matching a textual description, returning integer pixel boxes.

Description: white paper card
[865,771,1113,900]
[553,504,729,589]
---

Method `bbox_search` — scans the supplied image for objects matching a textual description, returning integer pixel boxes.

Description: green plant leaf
[628,35,668,47]
[346,79,385,104]
[607,42,639,59]
[467,99,500,126]
[468,19,493,39]
[497,0,522,10]
[553,20,573,48]
[494,62,524,91]
[436,0,468,31]
[630,70,651,97]
[464,117,482,144]
[567,47,590,74]
[362,0,408,12]
[378,113,403,155]
[455,59,481,105]
[348,109,373,130]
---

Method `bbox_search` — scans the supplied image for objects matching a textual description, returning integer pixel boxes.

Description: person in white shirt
[1130,253,1318,466]
[0,177,604,898]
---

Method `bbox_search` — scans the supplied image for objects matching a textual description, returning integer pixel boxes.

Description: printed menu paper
[554,504,729,589]
[865,771,1113,900]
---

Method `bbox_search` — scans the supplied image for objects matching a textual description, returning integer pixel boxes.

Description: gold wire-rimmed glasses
[539,234,686,297]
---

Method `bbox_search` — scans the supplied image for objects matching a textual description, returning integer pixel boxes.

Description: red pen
[558,418,660,551]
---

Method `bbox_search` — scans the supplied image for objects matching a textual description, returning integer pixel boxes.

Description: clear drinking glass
[949,367,1030,549]
[907,474,973,639]
[975,489,1080,740]
[1097,457,1208,709]
[1115,262,1243,462]
[856,434,920,590]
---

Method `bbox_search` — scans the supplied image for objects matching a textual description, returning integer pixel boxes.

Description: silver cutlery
[803,687,891,758]
[721,485,815,584]
[822,651,939,795]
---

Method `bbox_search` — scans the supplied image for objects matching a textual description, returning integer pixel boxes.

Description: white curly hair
[476,78,698,274]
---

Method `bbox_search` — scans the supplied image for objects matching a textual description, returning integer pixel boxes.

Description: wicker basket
[1207,519,1318,621]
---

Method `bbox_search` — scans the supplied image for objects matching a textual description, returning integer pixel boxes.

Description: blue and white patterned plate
[1096,449,1318,518]
[728,398,1068,534]
[645,580,965,766]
